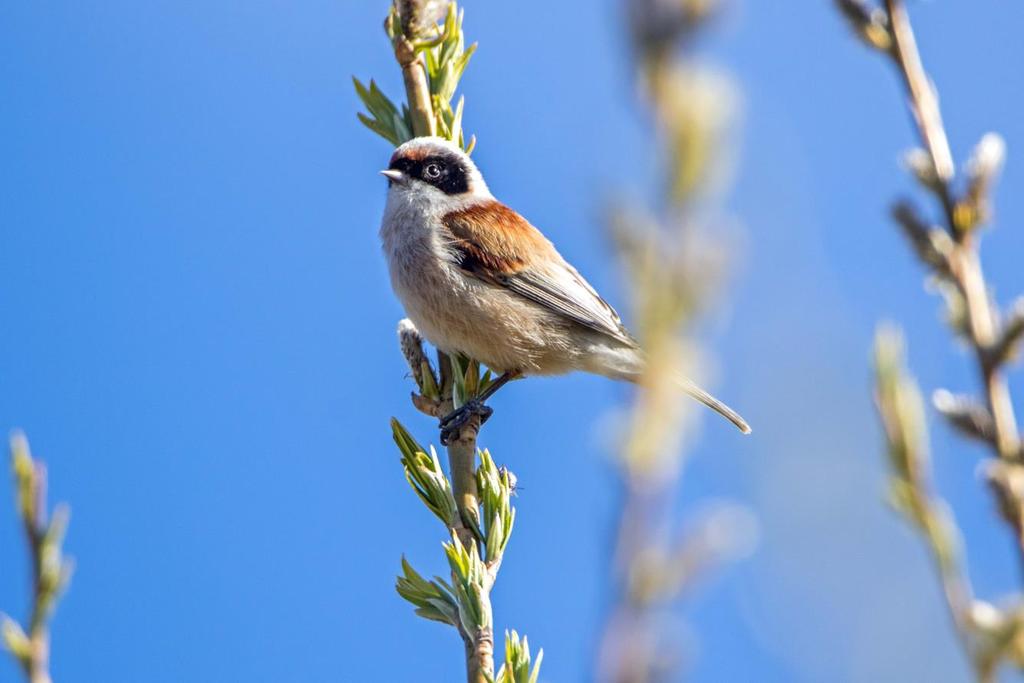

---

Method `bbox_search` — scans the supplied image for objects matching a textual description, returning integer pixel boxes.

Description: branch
[874,331,979,658]
[884,0,955,208]
[392,413,526,683]
[2,432,73,683]
[397,322,482,552]
[359,2,545,677]
[387,3,435,137]
[356,2,514,677]
[598,2,755,680]
[839,0,1024,677]
[881,0,1019,461]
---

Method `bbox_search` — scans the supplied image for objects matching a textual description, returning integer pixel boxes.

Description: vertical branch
[883,0,1020,462]
[597,1,754,680]
[2,432,73,683]
[838,0,1024,678]
[363,0,483,562]
[884,0,954,188]
[395,330,496,683]
[388,4,436,137]
[387,7,487,670]
[873,330,979,669]
[447,429,482,557]
[441,354,490,681]
[356,4,512,681]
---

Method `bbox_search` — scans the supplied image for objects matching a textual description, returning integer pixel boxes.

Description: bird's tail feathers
[676,376,751,434]
[582,344,750,434]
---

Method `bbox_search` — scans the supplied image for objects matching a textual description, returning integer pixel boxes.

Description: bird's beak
[380,169,406,185]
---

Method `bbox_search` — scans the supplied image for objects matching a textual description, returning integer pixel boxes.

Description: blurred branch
[873,331,978,659]
[839,0,1024,678]
[2,432,73,683]
[884,0,955,202]
[355,4,537,680]
[597,1,754,680]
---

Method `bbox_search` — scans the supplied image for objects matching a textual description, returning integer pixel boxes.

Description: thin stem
[884,0,1022,547]
[854,1,1024,676]
[27,501,52,683]
[385,4,496,677]
[442,361,490,683]
[27,530,51,683]
[448,437,481,552]
[391,3,487,674]
[957,244,1020,459]
[391,8,435,137]
[398,334,491,683]
[464,623,494,683]
[5,440,63,683]
[884,0,955,204]
[596,2,746,680]
[925,506,978,669]
[885,0,1020,456]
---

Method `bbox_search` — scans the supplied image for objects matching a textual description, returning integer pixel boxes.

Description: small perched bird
[379,137,750,443]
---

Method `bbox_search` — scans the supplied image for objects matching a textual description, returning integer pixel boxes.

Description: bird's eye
[423,162,444,180]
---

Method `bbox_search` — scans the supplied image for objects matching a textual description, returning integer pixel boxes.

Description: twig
[884,0,954,197]
[880,0,1020,461]
[397,323,494,683]
[882,0,1024,556]
[388,8,488,678]
[2,432,73,683]
[389,5,435,137]
[447,432,483,562]
[874,331,979,666]
[358,3,506,678]
[839,0,1024,677]
[597,1,754,680]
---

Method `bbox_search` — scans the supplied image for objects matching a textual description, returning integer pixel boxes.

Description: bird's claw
[439,399,493,446]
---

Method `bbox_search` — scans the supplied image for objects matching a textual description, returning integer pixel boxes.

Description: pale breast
[381,200,578,375]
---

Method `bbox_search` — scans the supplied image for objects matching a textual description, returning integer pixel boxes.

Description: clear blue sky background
[3,1,1024,681]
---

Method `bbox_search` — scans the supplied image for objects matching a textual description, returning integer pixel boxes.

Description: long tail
[677,376,751,434]
[584,345,751,433]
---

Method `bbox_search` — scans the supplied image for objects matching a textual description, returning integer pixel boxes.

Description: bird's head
[381,137,490,203]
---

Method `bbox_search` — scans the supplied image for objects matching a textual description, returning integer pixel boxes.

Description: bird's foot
[439,399,493,446]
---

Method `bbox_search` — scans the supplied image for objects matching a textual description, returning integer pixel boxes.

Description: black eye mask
[389,153,470,195]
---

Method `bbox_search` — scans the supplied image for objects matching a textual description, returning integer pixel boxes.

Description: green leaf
[352,76,373,107]
[356,113,400,146]
[392,112,413,145]
[392,419,458,525]
[494,630,543,683]
[420,360,440,399]
[1,616,30,663]
[396,556,459,626]
[464,359,479,397]
[391,418,424,458]
[455,43,478,77]
[528,649,543,683]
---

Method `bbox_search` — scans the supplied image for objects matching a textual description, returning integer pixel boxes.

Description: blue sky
[3,1,1024,681]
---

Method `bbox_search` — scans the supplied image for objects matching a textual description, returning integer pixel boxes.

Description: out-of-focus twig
[838,0,1024,679]
[874,332,977,654]
[597,1,755,680]
[883,0,1020,463]
[1,432,73,683]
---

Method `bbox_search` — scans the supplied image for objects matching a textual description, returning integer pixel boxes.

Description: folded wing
[442,200,635,346]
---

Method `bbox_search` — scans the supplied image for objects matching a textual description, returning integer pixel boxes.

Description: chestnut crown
[386,137,484,196]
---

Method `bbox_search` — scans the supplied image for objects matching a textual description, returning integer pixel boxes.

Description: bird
[379,136,750,443]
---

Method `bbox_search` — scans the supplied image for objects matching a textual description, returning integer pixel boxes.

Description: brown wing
[442,200,634,345]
